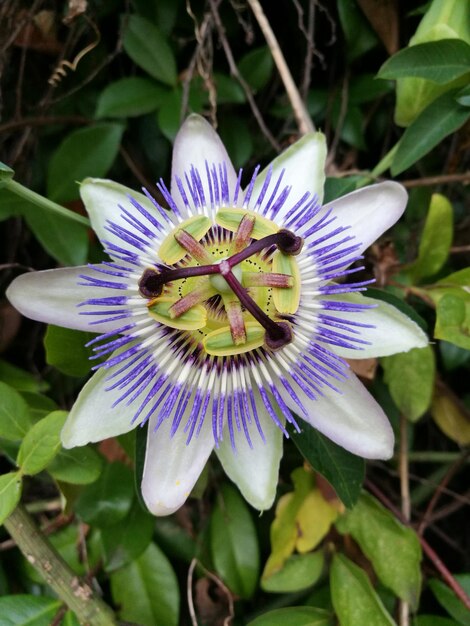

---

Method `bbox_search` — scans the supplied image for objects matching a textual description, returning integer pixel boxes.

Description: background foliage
[0,0,469,625]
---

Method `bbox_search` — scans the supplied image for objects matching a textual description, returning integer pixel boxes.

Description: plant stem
[399,415,410,626]
[246,0,315,135]
[4,505,117,626]
[5,179,90,227]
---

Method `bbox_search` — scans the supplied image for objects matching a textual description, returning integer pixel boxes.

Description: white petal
[326,292,429,358]
[80,178,165,253]
[215,406,283,511]
[280,371,394,459]
[142,413,214,516]
[317,182,408,256]
[6,266,132,333]
[171,114,238,213]
[61,366,139,447]
[252,131,327,217]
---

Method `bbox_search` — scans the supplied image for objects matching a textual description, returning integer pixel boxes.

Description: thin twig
[402,171,470,188]
[246,0,314,135]
[187,558,198,626]
[418,453,469,535]
[0,116,89,134]
[209,0,280,151]
[186,557,235,626]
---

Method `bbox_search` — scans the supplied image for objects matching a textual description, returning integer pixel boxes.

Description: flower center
[138,209,303,356]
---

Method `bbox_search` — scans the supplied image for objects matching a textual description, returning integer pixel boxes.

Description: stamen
[229,214,255,255]
[243,272,294,288]
[169,280,214,318]
[223,295,247,345]
[174,229,213,263]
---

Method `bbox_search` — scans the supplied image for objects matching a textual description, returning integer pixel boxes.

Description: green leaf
[210,483,260,598]
[247,607,334,626]
[349,74,393,104]
[20,392,57,421]
[435,293,470,350]
[24,209,89,266]
[239,46,274,92]
[262,552,324,593]
[288,419,365,508]
[336,0,378,60]
[153,517,197,563]
[95,77,168,118]
[0,161,14,183]
[16,410,67,475]
[61,612,81,626]
[48,445,103,484]
[378,39,470,84]
[456,83,470,106]
[392,90,470,175]
[0,472,22,524]
[330,554,396,626]
[47,123,124,202]
[0,596,61,626]
[336,493,422,608]
[0,359,48,393]
[214,73,246,104]
[75,461,134,527]
[110,542,179,626]
[429,576,470,626]
[157,87,204,141]
[0,382,33,441]
[44,325,95,377]
[101,499,155,571]
[123,15,177,86]
[381,346,435,421]
[406,194,454,281]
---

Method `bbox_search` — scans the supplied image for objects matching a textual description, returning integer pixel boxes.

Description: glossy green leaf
[247,607,333,626]
[96,77,168,118]
[75,462,134,527]
[406,194,453,281]
[20,392,57,421]
[239,46,274,92]
[429,576,470,625]
[123,15,177,86]
[288,419,365,508]
[101,499,155,571]
[214,73,246,104]
[16,410,67,475]
[61,612,81,626]
[44,325,95,377]
[392,90,470,175]
[110,542,179,626]
[153,517,197,563]
[435,293,470,350]
[47,123,124,202]
[262,552,324,593]
[0,596,61,626]
[378,39,470,84]
[0,472,22,524]
[24,209,89,266]
[48,445,103,484]
[218,115,253,168]
[0,382,33,441]
[210,483,260,598]
[157,87,204,141]
[330,554,396,626]
[381,346,435,421]
[349,74,393,104]
[336,493,422,608]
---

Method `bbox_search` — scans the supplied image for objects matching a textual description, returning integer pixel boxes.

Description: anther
[276,229,304,256]
[227,229,303,267]
[139,264,220,299]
